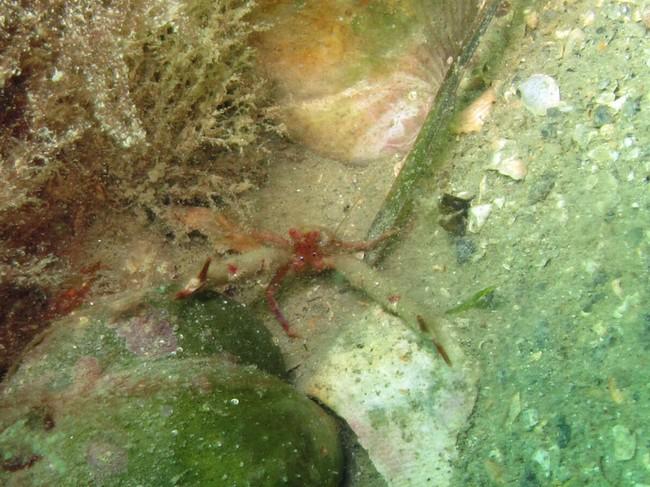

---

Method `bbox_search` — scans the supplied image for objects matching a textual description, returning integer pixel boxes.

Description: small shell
[488,155,528,180]
[518,74,560,115]
[488,139,527,180]
[453,87,496,134]
[468,203,492,233]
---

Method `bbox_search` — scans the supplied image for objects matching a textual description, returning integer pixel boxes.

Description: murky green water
[2,0,649,485]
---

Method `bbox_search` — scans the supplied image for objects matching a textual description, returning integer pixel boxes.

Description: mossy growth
[4,285,286,396]
[0,0,282,363]
[1,358,344,486]
[1,288,343,485]
[0,0,280,284]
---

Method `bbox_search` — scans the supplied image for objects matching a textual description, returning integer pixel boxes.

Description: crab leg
[265,262,301,338]
[328,253,452,366]
[175,247,291,299]
[328,229,397,253]
[175,257,213,299]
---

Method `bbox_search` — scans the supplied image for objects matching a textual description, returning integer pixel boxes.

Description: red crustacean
[177,225,389,338]
[175,217,452,366]
[264,227,397,338]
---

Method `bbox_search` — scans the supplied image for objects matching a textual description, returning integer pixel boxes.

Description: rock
[612,424,637,461]
[0,358,343,486]
[1,287,343,485]
[468,203,493,233]
[2,286,286,397]
[527,171,557,205]
[488,139,527,180]
[531,449,551,478]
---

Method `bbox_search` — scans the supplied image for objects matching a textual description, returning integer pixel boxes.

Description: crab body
[176,223,451,365]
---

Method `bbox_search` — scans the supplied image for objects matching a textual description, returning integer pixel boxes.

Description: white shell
[488,154,528,180]
[518,74,560,115]
[468,203,493,233]
[298,307,477,486]
[280,72,434,162]
[453,86,496,134]
[488,138,527,180]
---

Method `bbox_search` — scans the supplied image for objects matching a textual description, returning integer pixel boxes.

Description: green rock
[0,358,343,486]
[2,286,285,396]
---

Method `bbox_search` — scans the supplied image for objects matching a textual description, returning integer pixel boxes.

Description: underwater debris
[446,286,496,314]
[438,193,472,236]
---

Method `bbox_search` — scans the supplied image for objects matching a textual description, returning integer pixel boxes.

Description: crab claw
[417,315,452,367]
[175,258,212,299]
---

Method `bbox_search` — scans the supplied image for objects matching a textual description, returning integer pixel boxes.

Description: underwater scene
[1,0,648,485]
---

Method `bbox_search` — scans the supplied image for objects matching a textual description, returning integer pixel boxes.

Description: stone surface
[2,286,285,397]
[1,287,343,485]
[0,358,343,486]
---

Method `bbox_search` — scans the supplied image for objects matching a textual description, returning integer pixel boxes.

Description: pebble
[527,171,557,205]
[555,415,572,448]
[593,105,614,127]
[521,408,539,430]
[532,448,551,478]
[454,237,476,264]
[572,123,596,148]
[506,392,522,425]
[524,10,539,31]
[587,143,620,164]
[519,74,561,115]
[612,424,636,461]
[454,86,497,134]
[488,139,527,180]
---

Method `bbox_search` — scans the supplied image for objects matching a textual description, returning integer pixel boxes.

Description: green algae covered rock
[0,358,343,486]
[2,286,285,395]
[1,288,343,485]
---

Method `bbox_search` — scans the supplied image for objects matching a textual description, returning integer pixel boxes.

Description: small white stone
[524,10,539,30]
[518,74,561,115]
[582,10,596,27]
[51,67,64,82]
[521,408,540,430]
[453,86,497,134]
[489,139,527,180]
